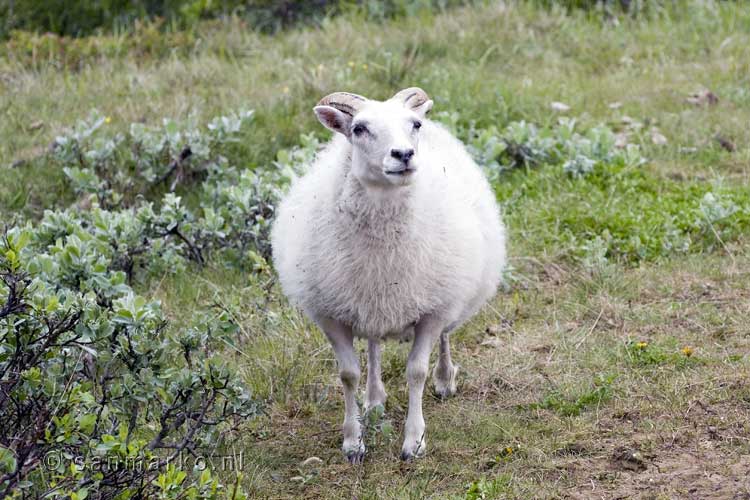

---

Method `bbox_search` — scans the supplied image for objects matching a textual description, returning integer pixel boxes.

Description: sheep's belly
[312,262,442,339]
[355,324,415,342]
[336,281,426,339]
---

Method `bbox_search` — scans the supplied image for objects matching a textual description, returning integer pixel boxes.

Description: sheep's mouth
[384,167,415,176]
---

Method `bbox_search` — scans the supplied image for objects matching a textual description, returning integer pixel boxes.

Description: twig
[575,308,604,349]
[168,225,204,265]
[157,146,192,191]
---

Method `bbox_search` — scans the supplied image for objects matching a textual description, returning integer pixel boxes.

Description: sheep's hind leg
[319,318,365,464]
[432,332,459,399]
[365,338,387,411]
[401,315,442,461]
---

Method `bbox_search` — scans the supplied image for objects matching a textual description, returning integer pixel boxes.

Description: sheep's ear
[315,92,368,137]
[314,105,353,137]
[390,87,433,118]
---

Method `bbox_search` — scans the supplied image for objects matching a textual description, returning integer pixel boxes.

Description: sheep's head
[314,87,434,187]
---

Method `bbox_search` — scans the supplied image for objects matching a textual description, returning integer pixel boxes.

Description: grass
[3,1,750,498]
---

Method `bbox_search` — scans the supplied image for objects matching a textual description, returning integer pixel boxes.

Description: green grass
[3,1,750,498]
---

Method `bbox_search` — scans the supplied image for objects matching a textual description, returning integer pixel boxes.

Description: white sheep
[271,87,506,462]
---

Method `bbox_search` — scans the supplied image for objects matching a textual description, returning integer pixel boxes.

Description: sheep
[271,87,506,463]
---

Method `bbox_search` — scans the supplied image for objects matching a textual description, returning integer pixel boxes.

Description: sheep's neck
[338,171,416,244]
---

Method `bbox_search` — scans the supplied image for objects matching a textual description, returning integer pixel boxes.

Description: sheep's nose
[391,148,415,163]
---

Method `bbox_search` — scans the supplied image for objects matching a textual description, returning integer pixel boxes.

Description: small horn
[390,87,431,111]
[317,92,368,117]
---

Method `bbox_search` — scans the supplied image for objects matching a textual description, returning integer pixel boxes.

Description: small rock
[614,132,629,148]
[550,101,571,112]
[650,128,668,145]
[301,456,323,467]
[481,337,503,348]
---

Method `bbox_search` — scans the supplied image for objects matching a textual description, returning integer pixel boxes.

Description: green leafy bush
[449,116,645,183]
[0,225,258,498]
[0,107,322,497]
[435,114,750,264]
[56,108,255,208]
[53,109,314,272]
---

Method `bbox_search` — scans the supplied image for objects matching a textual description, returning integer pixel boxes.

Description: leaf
[0,446,17,474]
[79,413,97,434]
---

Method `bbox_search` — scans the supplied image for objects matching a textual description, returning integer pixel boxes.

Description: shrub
[56,108,255,208]
[435,113,750,264]
[53,109,314,272]
[0,225,258,498]
[444,115,646,185]
[0,107,324,497]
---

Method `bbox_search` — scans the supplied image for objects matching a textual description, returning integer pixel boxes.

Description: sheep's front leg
[432,332,459,398]
[401,315,442,461]
[319,318,364,464]
[365,338,387,411]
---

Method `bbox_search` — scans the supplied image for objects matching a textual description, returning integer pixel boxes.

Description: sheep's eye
[412,120,422,131]
[352,124,367,136]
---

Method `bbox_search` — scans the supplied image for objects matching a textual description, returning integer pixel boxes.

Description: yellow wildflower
[681,346,693,357]
[362,63,368,70]
[348,61,355,68]
[104,116,112,124]
[282,86,290,94]
[635,341,648,349]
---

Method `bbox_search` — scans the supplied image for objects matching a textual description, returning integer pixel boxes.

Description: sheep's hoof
[400,439,427,462]
[432,363,459,399]
[343,442,366,465]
